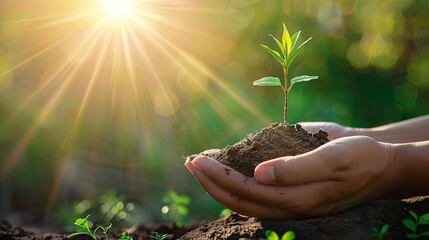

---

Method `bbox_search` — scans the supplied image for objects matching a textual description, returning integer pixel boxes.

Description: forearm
[387,140,429,199]
[356,115,429,143]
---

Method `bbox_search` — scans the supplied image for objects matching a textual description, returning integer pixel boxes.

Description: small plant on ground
[161,190,191,227]
[253,23,318,123]
[402,210,429,239]
[150,232,171,240]
[119,232,133,240]
[68,215,99,240]
[68,215,129,240]
[371,224,389,240]
[265,229,296,240]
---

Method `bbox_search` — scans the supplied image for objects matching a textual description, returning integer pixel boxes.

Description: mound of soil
[180,197,429,240]
[203,123,329,176]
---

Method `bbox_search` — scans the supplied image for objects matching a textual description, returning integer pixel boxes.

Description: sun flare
[101,0,135,19]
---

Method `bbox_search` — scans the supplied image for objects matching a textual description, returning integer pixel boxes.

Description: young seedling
[67,215,98,240]
[402,210,429,239]
[150,232,171,240]
[68,215,113,240]
[371,224,389,240]
[253,23,318,123]
[119,232,133,240]
[265,229,296,240]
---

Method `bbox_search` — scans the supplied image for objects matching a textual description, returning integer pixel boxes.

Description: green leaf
[406,233,420,239]
[265,230,279,240]
[281,230,296,240]
[403,219,417,233]
[409,211,419,222]
[67,232,91,238]
[290,31,301,52]
[380,224,389,235]
[253,77,281,87]
[269,34,285,59]
[420,213,429,224]
[260,44,285,65]
[286,37,312,67]
[420,231,429,237]
[282,23,291,56]
[371,227,379,234]
[290,75,318,86]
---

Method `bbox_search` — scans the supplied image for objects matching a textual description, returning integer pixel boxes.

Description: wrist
[387,141,429,199]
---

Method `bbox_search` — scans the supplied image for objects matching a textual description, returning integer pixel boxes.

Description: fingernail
[184,160,195,175]
[255,165,275,184]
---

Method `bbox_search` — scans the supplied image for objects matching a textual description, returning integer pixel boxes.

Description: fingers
[185,155,356,217]
[186,160,295,219]
[254,144,339,186]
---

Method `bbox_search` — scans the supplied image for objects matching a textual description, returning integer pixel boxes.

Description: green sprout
[150,232,171,240]
[265,230,296,240]
[402,210,429,239]
[161,190,191,227]
[253,23,318,123]
[119,232,133,240]
[67,215,113,240]
[371,224,389,240]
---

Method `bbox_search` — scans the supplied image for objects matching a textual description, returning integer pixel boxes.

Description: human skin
[184,115,429,220]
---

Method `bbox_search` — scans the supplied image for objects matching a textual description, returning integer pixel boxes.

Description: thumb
[254,148,335,185]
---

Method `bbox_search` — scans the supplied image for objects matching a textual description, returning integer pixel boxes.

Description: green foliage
[260,23,311,68]
[265,230,296,240]
[371,224,389,240]
[253,77,281,87]
[253,23,318,123]
[119,232,133,240]
[67,215,124,240]
[161,190,191,227]
[403,211,429,239]
[150,232,170,240]
[219,208,232,218]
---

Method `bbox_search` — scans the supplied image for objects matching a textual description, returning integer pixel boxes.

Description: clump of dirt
[203,123,330,177]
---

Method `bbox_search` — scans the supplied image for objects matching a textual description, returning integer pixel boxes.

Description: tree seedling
[253,23,318,123]
[402,210,429,239]
[371,224,389,240]
[265,229,296,240]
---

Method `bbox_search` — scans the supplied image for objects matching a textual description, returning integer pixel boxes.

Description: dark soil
[3,197,429,239]
[0,221,201,240]
[203,123,329,177]
[180,197,429,240]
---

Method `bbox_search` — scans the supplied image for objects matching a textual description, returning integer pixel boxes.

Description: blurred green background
[0,0,428,229]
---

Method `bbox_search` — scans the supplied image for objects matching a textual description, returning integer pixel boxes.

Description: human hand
[185,136,396,219]
[298,122,358,140]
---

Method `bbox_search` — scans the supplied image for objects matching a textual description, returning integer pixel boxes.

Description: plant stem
[283,66,289,123]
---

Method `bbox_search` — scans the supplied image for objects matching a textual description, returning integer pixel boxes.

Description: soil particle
[204,123,329,177]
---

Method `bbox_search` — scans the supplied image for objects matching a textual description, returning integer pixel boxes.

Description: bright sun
[101,0,134,19]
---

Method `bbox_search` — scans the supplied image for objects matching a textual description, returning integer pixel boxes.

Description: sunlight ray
[6,21,106,122]
[45,36,111,218]
[134,20,271,125]
[1,21,106,180]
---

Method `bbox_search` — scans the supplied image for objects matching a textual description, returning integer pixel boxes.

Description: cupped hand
[299,122,358,140]
[185,136,396,220]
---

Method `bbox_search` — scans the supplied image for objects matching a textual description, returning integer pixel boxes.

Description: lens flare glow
[102,0,134,19]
